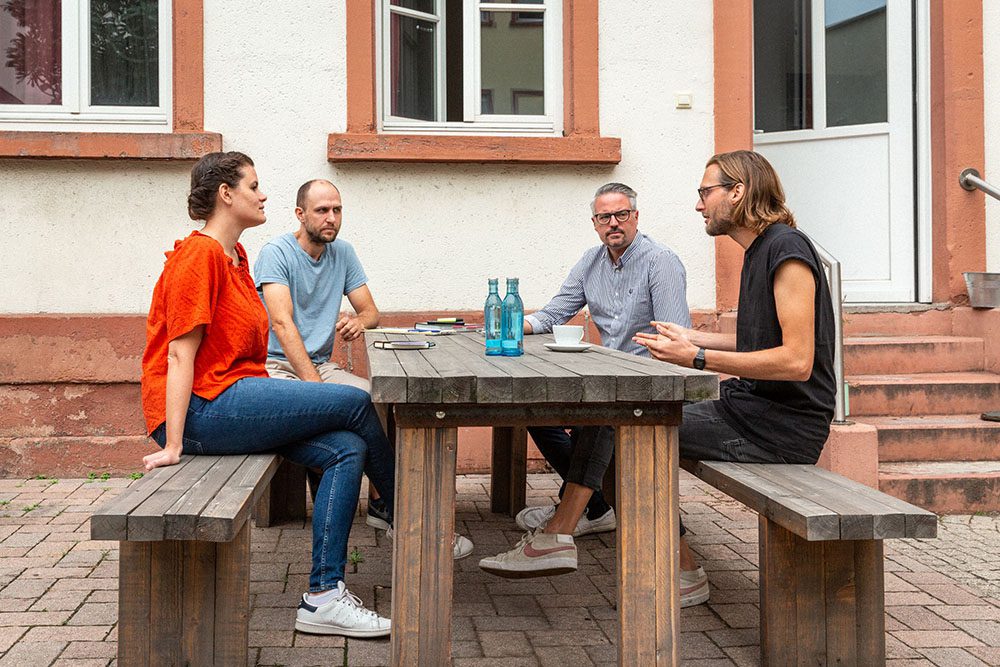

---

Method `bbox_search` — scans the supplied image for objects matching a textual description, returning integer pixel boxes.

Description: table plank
[365,333,408,403]
[449,334,547,403]
[588,345,684,401]
[424,335,513,403]
[523,337,619,402]
[415,335,476,403]
[385,333,443,403]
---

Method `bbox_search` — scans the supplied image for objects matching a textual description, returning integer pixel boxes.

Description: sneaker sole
[478,558,577,579]
[366,516,390,531]
[680,586,710,608]
[574,519,616,537]
[295,619,391,638]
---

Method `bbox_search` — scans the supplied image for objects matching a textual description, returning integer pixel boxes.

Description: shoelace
[339,587,379,619]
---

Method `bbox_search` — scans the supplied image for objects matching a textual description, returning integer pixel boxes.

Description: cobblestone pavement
[0,472,998,665]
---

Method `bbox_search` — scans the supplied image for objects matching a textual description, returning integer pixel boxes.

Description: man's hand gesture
[634,322,700,367]
[336,315,365,341]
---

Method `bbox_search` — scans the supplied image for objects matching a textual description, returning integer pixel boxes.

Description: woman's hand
[143,445,182,471]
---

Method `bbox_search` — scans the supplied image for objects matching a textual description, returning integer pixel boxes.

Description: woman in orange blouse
[141,151,394,638]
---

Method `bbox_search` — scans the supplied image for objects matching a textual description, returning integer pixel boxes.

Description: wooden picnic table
[364,330,718,665]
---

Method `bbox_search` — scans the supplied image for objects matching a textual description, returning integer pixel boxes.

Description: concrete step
[879,461,1000,514]
[864,414,1000,462]
[847,371,1000,416]
[844,336,984,375]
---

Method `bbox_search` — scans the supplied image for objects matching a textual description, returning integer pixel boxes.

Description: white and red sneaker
[478,528,577,578]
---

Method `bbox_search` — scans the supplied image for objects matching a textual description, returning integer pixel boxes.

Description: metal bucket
[963,272,1000,308]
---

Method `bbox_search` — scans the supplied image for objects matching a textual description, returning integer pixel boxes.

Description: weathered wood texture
[682,461,937,540]
[490,427,528,516]
[391,426,458,666]
[117,522,252,667]
[91,454,280,542]
[364,331,718,405]
[759,518,886,665]
[615,424,679,665]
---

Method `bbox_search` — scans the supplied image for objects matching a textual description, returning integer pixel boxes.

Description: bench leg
[118,523,251,666]
[759,517,886,665]
[255,458,308,527]
[490,426,527,517]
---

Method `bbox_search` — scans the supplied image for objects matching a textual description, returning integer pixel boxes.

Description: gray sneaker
[385,527,474,560]
[295,581,391,637]
[478,528,577,579]
[515,504,617,537]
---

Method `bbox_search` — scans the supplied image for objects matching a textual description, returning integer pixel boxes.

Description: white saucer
[544,342,592,352]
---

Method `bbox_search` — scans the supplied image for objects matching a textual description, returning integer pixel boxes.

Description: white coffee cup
[552,325,585,346]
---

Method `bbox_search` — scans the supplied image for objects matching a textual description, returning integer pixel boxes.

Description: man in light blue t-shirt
[254,179,378,392]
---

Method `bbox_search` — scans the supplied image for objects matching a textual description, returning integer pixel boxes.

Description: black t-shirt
[715,223,836,463]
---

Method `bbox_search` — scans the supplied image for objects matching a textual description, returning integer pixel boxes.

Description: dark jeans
[527,425,614,518]
[151,376,396,591]
[678,400,791,536]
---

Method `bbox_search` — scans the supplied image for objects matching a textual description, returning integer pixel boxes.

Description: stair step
[864,414,1000,462]
[847,372,1000,416]
[879,461,1000,514]
[844,336,984,375]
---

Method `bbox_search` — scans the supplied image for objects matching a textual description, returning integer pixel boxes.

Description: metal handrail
[807,236,849,424]
[960,168,1000,201]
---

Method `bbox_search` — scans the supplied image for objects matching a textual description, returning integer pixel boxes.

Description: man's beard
[306,228,337,244]
[704,216,733,237]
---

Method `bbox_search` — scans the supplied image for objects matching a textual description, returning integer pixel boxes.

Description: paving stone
[535,645,594,666]
[256,646,346,665]
[67,602,117,626]
[952,620,1000,647]
[917,647,989,666]
[478,631,534,657]
[891,630,984,648]
[888,605,960,630]
[0,640,67,666]
[21,625,111,642]
[59,641,117,659]
[341,639,391,666]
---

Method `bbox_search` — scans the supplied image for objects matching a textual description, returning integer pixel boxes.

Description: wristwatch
[692,348,707,370]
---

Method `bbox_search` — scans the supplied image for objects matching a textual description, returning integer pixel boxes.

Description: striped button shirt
[525,232,690,357]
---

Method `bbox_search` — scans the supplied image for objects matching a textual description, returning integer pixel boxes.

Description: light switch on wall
[675,92,693,109]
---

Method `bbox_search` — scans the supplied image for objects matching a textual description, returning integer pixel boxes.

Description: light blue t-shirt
[253,233,368,364]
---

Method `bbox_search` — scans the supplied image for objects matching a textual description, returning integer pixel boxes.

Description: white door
[753,0,916,303]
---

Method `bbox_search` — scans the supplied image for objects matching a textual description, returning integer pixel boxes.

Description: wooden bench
[91,454,280,666]
[683,460,937,665]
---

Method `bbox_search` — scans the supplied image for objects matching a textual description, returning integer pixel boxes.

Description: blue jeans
[151,376,395,591]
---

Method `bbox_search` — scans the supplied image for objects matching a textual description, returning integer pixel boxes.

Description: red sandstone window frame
[0,0,220,160]
[328,0,621,164]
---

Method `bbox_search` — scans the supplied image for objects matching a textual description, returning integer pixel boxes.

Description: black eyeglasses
[697,183,732,202]
[593,209,634,226]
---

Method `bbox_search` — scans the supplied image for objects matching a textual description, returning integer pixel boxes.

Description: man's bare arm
[260,282,322,382]
[650,323,737,352]
[636,260,816,381]
[338,285,380,341]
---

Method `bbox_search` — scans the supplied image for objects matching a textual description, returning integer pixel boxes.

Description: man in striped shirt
[479,182,691,580]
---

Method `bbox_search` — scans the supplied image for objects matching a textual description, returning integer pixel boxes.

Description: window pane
[90,0,159,106]
[0,0,61,105]
[390,12,436,121]
[753,0,811,132]
[391,0,434,14]
[480,10,544,115]
[825,0,887,126]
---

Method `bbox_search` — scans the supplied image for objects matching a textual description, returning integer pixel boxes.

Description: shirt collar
[606,231,645,268]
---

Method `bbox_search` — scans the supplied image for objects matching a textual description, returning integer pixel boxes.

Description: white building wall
[0,1,716,314]
[984,2,1000,273]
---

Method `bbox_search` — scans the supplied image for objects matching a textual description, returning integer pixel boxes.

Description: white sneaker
[478,528,577,579]
[295,581,391,637]
[385,527,474,560]
[515,504,617,537]
[680,567,710,608]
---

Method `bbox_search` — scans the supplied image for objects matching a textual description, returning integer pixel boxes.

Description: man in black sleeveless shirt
[635,150,836,608]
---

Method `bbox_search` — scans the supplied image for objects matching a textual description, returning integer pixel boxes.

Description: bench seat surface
[684,461,937,541]
[91,454,280,542]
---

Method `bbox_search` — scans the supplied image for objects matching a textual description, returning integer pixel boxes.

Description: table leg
[614,424,679,665]
[490,426,528,516]
[391,426,458,666]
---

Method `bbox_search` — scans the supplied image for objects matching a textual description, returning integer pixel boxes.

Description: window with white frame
[380,0,562,135]
[0,0,171,132]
